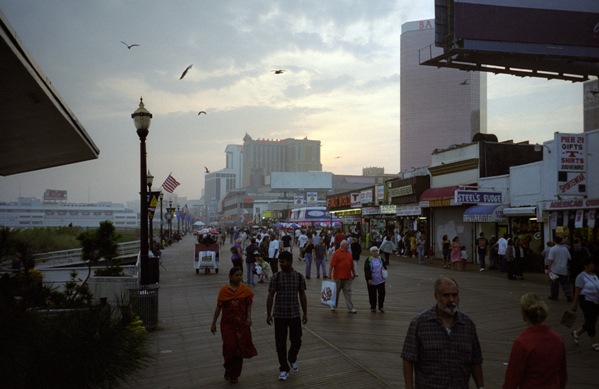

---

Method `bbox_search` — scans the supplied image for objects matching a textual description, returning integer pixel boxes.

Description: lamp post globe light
[131,98,158,285]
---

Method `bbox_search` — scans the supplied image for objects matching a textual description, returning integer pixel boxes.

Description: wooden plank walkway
[120,235,597,389]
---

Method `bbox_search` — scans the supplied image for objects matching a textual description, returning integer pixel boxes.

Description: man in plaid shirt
[266,251,308,381]
[401,276,485,389]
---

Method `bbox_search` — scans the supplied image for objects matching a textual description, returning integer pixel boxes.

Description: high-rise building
[242,133,322,187]
[400,19,487,170]
[203,144,242,221]
[584,79,599,132]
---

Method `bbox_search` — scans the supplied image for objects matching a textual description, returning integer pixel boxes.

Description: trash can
[128,284,159,330]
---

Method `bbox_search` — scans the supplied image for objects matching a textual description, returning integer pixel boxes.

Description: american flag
[161,174,180,193]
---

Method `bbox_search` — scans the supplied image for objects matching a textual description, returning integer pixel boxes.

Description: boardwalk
[121,235,597,388]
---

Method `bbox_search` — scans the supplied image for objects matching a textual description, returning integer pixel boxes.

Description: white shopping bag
[320,280,337,308]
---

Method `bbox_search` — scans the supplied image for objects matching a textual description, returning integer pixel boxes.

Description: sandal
[592,343,599,351]
[571,330,580,345]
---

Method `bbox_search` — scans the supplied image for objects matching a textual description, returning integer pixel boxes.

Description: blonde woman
[503,293,567,389]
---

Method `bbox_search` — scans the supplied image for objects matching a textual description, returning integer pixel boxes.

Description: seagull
[271,69,286,74]
[334,156,341,159]
[180,64,193,80]
[204,166,210,173]
[120,41,140,49]
[459,79,469,85]
[198,111,207,115]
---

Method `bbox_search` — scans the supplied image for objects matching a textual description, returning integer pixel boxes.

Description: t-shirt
[548,244,571,276]
[497,238,508,255]
[330,249,354,279]
[575,271,599,304]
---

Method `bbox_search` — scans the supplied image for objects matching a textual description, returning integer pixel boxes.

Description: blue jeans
[315,258,326,278]
[246,262,255,285]
[550,273,572,300]
[274,317,302,373]
[304,253,313,277]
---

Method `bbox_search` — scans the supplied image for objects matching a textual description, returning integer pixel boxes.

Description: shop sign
[362,206,380,215]
[396,205,421,216]
[306,192,318,204]
[327,194,351,210]
[556,133,587,196]
[389,185,413,198]
[540,198,599,210]
[376,185,385,202]
[420,199,452,207]
[360,189,373,204]
[380,204,396,214]
[350,193,360,207]
[294,195,304,206]
[455,190,502,204]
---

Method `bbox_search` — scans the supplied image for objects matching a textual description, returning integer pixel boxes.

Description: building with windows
[400,19,487,170]
[203,144,243,222]
[242,133,322,187]
[0,197,138,229]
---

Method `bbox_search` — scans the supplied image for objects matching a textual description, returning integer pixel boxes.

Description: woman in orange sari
[211,267,258,383]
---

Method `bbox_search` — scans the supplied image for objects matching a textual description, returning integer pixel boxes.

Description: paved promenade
[122,235,597,388]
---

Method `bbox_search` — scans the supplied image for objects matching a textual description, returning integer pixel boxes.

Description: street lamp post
[177,204,181,235]
[167,198,173,242]
[159,192,164,247]
[147,170,154,249]
[131,98,158,285]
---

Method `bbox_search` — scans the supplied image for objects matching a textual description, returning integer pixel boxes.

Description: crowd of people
[206,224,597,387]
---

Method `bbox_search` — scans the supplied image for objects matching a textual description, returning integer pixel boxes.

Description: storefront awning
[463,204,506,222]
[419,186,458,207]
[502,207,537,217]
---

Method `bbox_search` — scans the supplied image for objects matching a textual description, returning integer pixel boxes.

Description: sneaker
[330,306,336,311]
[479,268,485,272]
[592,343,599,351]
[371,308,376,313]
[379,308,385,313]
[278,371,289,381]
[290,362,299,373]
[572,330,580,345]
[349,308,357,314]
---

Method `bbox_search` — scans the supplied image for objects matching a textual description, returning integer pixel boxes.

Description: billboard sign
[427,0,599,81]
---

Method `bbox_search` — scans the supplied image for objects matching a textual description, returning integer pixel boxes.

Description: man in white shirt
[269,233,281,274]
[493,234,508,272]
[547,235,572,302]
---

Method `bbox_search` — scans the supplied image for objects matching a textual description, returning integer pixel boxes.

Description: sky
[0,1,584,205]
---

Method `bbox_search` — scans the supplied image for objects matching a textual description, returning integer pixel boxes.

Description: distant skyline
[0,1,584,204]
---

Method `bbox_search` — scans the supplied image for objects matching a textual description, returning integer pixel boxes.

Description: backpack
[478,238,487,249]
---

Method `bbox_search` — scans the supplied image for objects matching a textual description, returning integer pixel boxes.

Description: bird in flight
[459,79,469,85]
[334,156,341,159]
[120,41,140,49]
[180,64,193,80]
[198,111,207,115]
[204,166,210,173]
[271,69,286,74]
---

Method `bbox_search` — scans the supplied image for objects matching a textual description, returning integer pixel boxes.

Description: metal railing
[34,241,140,267]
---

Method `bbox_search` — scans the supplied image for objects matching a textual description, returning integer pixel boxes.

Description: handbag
[560,310,577,328]
[320,280,337,308]
[381,268,388,279]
